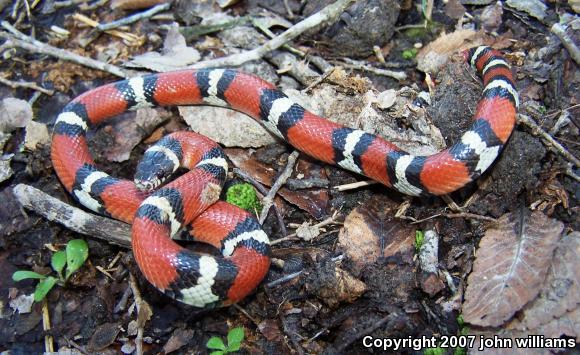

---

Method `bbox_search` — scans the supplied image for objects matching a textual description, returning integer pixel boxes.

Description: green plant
[415,230,425,253]
[206,326,245,355]
[424,347,444,355]
[402,48,418,60]
[12,239,89,302]
[226,183,262,212]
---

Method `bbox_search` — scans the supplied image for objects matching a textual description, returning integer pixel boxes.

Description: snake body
[51,46,518,308]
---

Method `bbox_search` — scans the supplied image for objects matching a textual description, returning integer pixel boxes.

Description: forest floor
[0,0,578,354]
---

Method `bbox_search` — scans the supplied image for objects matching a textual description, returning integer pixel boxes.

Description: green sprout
[424,347,445,355]
[226,183,262,212]
[12,239,89,302]
[415,230,425,253]
[402,48,418,60]
[206,326,245,355]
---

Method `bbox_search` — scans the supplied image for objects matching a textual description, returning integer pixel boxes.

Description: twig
[0,22,130,78]
[72,13,141,44]
[333,180,377,191]
[551,22,580,66]
[518,114,580,167]
[233,304,259,326]
[129,273,149,355]
[259,151,299,224]
[13,184,132,247]
[233,168,287,236]
[0,75,54,95]
[303,67,335,93]
[97,2,171,31]
[336,61,407,81]
[189,0,356,69]
[42,299,54,353]
[273,213,340,245]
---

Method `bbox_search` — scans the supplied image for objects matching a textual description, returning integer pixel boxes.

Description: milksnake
[51,46,518,308]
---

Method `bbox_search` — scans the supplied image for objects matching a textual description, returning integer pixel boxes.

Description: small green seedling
[206,326,245,355]
[402,48,418,60]
[12,239,89,302]
[415,230,425,253]
[226,183,262,212]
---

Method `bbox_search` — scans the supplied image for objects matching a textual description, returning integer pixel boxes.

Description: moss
[225,183,261,212]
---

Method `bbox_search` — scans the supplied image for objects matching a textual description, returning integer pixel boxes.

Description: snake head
[134,150,178,192]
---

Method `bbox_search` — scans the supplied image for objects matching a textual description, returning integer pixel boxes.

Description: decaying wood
[13,184,131,247]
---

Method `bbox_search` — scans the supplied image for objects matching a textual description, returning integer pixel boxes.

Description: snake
[50,46,518,308]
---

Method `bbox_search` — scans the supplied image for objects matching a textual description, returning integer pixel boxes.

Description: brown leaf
[225,148,329,219]
[510,232,579,336]
[257,319,283,341]
[338,195,415,273]
[104,108,168,162]
[88,322,121,352]
[162,328,194,354]
[462,210,564,327]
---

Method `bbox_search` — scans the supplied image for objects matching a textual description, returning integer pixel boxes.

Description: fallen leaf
[125,24,200,71]
[0,98,33,133]
[258,319,283,341]
[417,30,487,74]
[162,328,194,354]
[304,259,366,308]
[505,0,548,20]
[180,106,278,148]
[338,195,415,273]
[510,232,579,336]
[462,210,564,327]
[104,108,168,162]
[88,322,121,352]
[225,148,329,219]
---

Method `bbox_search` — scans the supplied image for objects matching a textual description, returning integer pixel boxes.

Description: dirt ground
[0,0,578,354]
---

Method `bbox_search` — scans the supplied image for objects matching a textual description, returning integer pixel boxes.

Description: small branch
[518,114,580,167]
[189,0,356,69]
[97,2,171,31]
[259,151,299,224]
[233,168,287,236]
[0,21,130,78]
[333,180,377,191]
[13,184,132,247]
[0,75,54,95]
[42,299,54,353]
[335,59,408,81]
[551,22,580,66]
[72,13,141,44]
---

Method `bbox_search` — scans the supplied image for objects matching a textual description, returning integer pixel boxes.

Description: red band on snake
[51,46,518,308]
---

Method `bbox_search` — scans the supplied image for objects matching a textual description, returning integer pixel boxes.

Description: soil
[0,0,578,354]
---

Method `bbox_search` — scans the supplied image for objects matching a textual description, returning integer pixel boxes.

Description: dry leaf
[338,195,415,272]
[162,328,194,354]
[125,25,200,71]
[511,232,579,336]
[416,29,487,74]
[462,210,564,327]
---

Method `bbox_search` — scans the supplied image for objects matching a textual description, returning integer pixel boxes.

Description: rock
[303,0,400,58]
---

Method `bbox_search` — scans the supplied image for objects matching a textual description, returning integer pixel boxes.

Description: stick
[232,168,287,236]
[335,60,407,81]
[0,75,54,95]
[189,0,356,69]
[13,184,132,247]
[551,22,580,66]
[0,21,130,78]
[518,114,580,167]
[259,151,299,224]
[98,2,171,31]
